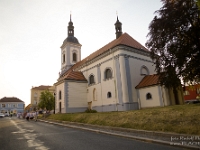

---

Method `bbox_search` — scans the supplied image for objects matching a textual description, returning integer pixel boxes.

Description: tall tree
[198,0,200,9]
[146,0,200,102]
[38,90,55,112]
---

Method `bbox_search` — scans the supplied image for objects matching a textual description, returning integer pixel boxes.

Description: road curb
[38,119,200,150]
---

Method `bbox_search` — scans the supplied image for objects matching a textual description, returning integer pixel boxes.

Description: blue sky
[0,0,162,106]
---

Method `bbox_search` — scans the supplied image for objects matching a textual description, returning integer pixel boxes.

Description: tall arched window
[63,54,65,63]
[146,93,152,100]
[89,75,95,84]
[105,68,112,79]
[59,91,62,100]
[73,53,77,62]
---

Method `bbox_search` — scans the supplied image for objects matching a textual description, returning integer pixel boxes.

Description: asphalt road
[0,117,183,150]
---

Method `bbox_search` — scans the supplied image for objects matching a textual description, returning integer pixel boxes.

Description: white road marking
[11,120,49,150]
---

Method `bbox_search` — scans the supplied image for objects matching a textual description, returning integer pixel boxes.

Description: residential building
[0,97,25,115]
[184,84,200,102]
[54,15,184,113]
[24,104,33,112]
[30,85,55,107]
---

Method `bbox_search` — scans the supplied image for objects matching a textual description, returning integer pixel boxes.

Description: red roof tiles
[135,74,160,89]
[63,70,87,81]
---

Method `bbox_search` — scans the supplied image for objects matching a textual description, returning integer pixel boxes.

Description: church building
[54,15,184,113]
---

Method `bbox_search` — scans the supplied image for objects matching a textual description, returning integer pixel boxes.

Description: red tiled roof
[78,32,148,64]
[25,104,32,110]
[59,33,149,81]
[0,97,24,102]
[135,74,160,89]
[63,70,87,81]
[32,85,51,90]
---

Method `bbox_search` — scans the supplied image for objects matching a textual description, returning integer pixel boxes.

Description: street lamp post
[54,93,56,114]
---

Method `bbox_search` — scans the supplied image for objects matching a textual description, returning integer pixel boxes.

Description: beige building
[30,85,55,106]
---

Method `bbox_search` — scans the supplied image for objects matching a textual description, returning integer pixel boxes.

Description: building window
[184,90,190,96]
[197,88,200,94]
[1,104,5,108]
[89,75,95,85]
[73,53,77,62]
[63,54,65,63]
[59,91,62,100]
[105,68,112,79]
[8,104,11,108]
[34,93,37,97]
[146,93,152,100]
[140,66,149,76]
[13,104,17,108]
[107,92,112,98]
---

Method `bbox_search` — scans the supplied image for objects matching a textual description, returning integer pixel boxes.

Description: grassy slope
[45,104,200,135]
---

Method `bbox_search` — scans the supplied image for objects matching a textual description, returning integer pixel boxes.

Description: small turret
[114,16,122,39]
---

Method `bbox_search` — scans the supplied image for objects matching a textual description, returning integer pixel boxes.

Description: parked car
[38,110,43,114]
[0,113,5,118]
[186,100,200,104]
[4,113,9,117]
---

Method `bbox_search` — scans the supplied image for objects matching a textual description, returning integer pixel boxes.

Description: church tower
[114,16,122,39]
[60,14,81,75]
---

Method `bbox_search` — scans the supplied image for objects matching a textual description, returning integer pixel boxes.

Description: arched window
[89,75,95,84]
[107,92,112,98]
[140,66,149,76]
[73,53,77,62]
[146,93,152,100]
[59,91,62,100]
[63,54,65,63]
[105,68,112,79]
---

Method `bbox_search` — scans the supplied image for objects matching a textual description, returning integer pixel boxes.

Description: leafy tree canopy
[198,0,200,9]
[38,90,55,111]
[146,0,200,86]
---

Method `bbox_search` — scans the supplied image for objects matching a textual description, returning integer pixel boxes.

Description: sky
[0,0,163,106]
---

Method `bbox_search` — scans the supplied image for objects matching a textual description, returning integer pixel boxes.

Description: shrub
[85,109,97,113]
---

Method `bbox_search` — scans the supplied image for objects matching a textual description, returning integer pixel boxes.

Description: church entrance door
[59,102,61,113]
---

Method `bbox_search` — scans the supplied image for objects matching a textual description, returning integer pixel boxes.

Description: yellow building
[30,85,55,106]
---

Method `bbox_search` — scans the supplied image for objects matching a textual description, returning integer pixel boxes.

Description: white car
[0,113,5,118]
[4,113,9,117]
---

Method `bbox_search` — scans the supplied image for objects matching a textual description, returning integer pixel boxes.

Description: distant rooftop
[0,97,24,103]
[31,85,52,90]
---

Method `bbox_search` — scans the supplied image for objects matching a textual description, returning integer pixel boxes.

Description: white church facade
[54,15,184,113]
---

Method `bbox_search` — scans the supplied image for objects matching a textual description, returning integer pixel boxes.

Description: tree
[146,0,200,103]
[198,0,200,9]
[38,90,55,112]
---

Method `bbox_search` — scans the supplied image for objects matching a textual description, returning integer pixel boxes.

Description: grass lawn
[42,104,200,135]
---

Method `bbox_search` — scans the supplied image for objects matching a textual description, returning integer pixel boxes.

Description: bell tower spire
[68,13,74,37]
[60,13,81,75]
[114,14,122,39]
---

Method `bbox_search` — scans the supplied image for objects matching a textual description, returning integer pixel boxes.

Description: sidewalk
[38,119,200,150]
